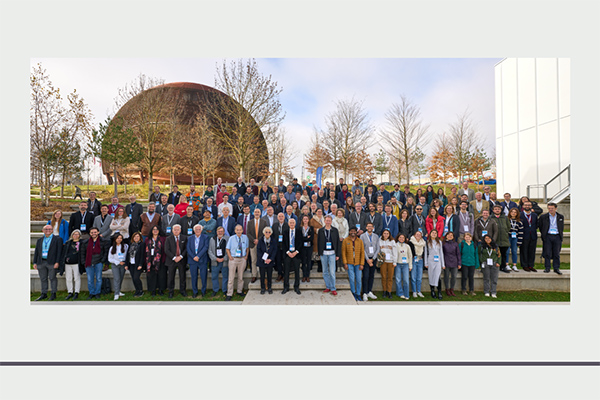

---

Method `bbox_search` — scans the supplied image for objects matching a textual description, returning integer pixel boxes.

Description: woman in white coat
[378,229,397,299]
[425,229,445,300]
[332,208,349,272]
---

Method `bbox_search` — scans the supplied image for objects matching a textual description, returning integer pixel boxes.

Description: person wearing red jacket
[174,195,189,217]
[425,208,444,236]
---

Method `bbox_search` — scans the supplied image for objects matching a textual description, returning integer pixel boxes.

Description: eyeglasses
[416,208,422,210]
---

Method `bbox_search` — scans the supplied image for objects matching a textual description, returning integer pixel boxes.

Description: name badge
[130,256,135,264]
[117,252,125,262]
[216,249,223,257]
[304,242,311,247]
[386,253,392,261]
[355,224,361,230]
[155,201,159,206]
[418,227,422,233]
[369,246,374,253]
[464,225,469,232]
[42,251,48,258]
[129,214,132,219]
[511,232,517,238]
[80,223,86,231]
[444,226,448,233]
[482,230,488,236]
[189,201,193,205]
[262,252,268,261]
[289,245,295,252]
[401,256,407,263]
[187,228,192,235]
[166,227,172,234]
[151,248,155,256]
[326,242,332,250]
[434,255,439,262]
[235,248,242,257]
[549,228,558,235]
[111,213,115,218]
[278,235,283,242]
[487,258,493,266]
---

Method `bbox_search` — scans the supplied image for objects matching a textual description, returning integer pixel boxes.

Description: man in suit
[216,206,236,237]
[538,202,565,275]
[520,201,538,272]
[247,208,268,283]
[233,176,246,198]
[349,202,368,237]
[186,224,210,297]
[125,195,144,237]
[167,185,182,206]
[33,225,64,301]
[335,178,345,197]
[500,192,519,216]
[149,185,164,205]
[237,204,252,235]
[366,202,383,236]
[164,224,188,298]
[318,214,342,296]
[161,205,181,236]
[202,197,218,220]
[458,181,475,203]
[470,192,490,220]
[488,192,501,210]
[243,186,255,205]
[271,213,288,281]
[261,206,276,228]
[282,218,303,295]
[92,204,113,239]
[86,191,102,215]
[156,194,170,216]
[180,205,200,237]
[233,196,246,220]
[69,201,95,240]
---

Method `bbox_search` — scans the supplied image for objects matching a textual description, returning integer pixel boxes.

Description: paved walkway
[243,290,357,305]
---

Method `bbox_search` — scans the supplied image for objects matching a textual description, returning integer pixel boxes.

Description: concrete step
[242,289,357,305]
[248,278,350,290]
[70,204,150,211]
[29,269,571,293]
[44,212,73,219]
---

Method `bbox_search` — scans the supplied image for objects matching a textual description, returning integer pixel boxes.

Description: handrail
[526,164,570,203]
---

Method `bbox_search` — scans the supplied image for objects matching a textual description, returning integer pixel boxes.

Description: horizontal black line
[1,361,598,367]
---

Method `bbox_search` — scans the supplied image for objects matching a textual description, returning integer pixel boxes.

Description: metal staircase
[527,165,570,203]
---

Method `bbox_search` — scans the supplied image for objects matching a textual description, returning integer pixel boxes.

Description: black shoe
[168,292,174,299]
[225,296,232,301]
[192,293,197,298]
[437,290,443,300]
[238,292,246,297]
[431,288,436,299]
[295,289,301,295]
[86,294,93,300]
[151,291,156,297]
[181,291,187,297]
[135,291,144,297]
[502,268,511,273]
[73,293,78,300]
[34,293,47,302]
[158,290,164,295]
[282,288,289,295]
[554,270,563,275]
[65,293,73,300]
[212,291,218,297]
[268,289,273,294]
[260,289,266,295]
[544,269,550,273]
[49,292,56,301]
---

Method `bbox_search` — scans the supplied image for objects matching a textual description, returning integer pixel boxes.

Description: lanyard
[460,212,469,224]
[325,229,331,242]
[486,248,493,258]
[81,211,87,222]
[217,237,223,248]
[167,214,174,225]
[303,226,309,237]
[367,233,372,243]
[480,219,489,228]
[384,214,392,227]
[525,212,532,224]
[416,215,423,225]
[369,214,376,223]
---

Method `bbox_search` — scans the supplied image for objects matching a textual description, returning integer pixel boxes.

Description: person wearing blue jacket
[187,224,210,298]
[442,205,460,242]
[381,204,398,239]
[48,209,69,243]
[256,227,278,294]
[216,207,236,237]
[500,193,519,216]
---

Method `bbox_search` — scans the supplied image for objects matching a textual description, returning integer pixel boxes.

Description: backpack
[100,277,112,295]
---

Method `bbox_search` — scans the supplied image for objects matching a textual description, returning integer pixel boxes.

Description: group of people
[33,177,566,302]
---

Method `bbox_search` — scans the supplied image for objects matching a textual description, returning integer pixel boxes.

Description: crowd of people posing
[32,176,566,302]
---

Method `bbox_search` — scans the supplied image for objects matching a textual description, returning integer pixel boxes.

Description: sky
[31,57,501,182]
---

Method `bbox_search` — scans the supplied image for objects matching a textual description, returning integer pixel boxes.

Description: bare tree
[304,131,332,177]
[205,58,285,180]
[322,97,373,182]
[319,123,343,182]
[113,73,165,116]
[379,95,430,186]
[428,133,453,190]
[30,63,93,206]
[446,109,483,183]
[269,127,295,183]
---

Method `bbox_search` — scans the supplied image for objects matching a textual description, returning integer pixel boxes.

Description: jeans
[85,263,103,295]
[506,236,518,264]
[410,258,424,293]
[395,263,410,297]
[321,254,337,291]
[189,263,208,295]
[211,262,229,293]
[111,263,125,294]
[347,264,362,295]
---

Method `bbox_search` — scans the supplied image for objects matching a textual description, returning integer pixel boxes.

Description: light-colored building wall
[495,58,570,200]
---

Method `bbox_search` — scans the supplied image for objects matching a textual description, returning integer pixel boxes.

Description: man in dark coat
[33,225,64,301]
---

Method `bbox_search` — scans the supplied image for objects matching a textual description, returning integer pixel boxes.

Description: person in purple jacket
[442,232,461,297]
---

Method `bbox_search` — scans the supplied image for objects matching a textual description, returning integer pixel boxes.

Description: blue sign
[316,166,323,189]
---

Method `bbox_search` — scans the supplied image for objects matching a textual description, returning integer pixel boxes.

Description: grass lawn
[30,290,244,302]
[371,290,569,302]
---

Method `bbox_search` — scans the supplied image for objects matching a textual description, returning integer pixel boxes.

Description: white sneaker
[417,292,424,298]
[484,293,490,297]
[491,294,497,298]
[404,296,409,300]
[114,294,119,300]
[363,293,369,302]
[400,295,406,299]
[367,291,377,299]
[413,292,418,298]
[118,292,125,296]
[512,265,519,272]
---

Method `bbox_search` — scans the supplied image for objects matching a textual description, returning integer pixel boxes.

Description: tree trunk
[113,164,119,197]
[148,172,154,197]
[191,172,194,185]
[124,179,128,194]
[60,176,65,198]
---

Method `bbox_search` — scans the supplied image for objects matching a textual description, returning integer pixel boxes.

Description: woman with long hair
[174,195,189,217]
[398,209,412,239]
[437,188,448,208]
[425,229,445,300]
[61,229,82,300]
[478,234,501,298]
[442,204,459,241]
[507,207,524,271]
[291,201,300,218]
[48,209,69,243]
[404,196,416,217]
[409,230,426,298]
[108,233,128,300]
[431,198,444,216]
[344,197,355,220]
[127,231,145,297]
[332,208,349,272]
[442,231,461,296]
[378,229,397,299]
[425,185,435,205]
[299,215,314,281]
[144,226,166,296]
[353,188,363,206]
[425,207,444,237]
[109,206,130,243]
[309,208,325,272]
[459,232,479,295]
[394,233,412,300]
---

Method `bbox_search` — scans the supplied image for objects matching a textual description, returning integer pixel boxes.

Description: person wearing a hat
[199,209,217,239]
